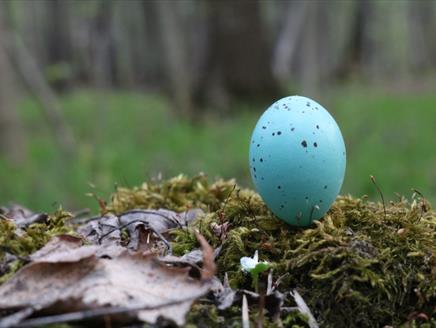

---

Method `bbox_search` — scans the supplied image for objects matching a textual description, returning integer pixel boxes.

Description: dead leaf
[162,245,222,265]
[118,209,203,234]
[210,273,236,310]
[0,204,48,229]
[30,234,124,263]
[195,231,216,280]
[30,235,83,261]
[211,221,230,240]
[78,209,204,253]
[0,249,211,326]
[290,289,319,328]
[78,213,120,246]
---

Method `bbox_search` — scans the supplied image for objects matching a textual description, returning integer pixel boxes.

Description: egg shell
[249,96,346,226]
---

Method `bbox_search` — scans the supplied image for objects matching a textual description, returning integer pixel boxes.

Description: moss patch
[0,208,74,283]
[1,175,434,327]
[106,175,435,327]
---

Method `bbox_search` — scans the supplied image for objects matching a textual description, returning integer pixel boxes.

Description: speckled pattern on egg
[249,96,346,226]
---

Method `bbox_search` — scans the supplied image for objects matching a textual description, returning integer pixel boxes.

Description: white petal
[253,250,259,262]
[240,257,257,271]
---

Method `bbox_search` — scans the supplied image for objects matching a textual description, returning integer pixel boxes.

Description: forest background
[0,0,435,212]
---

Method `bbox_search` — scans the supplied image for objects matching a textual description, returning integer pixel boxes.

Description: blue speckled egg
[249,96,346,226]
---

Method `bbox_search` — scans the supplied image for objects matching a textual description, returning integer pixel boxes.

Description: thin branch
[242,294,249,328]
[98,219,172,254]
[411,188,426,222]
[120,209,183,229]
[13,296,200,327]
[370,175,386,219]
[1,18,76,156]
[257,291,265,328]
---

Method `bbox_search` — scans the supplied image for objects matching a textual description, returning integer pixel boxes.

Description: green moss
[106,174,235,214]
[106,175,436,327]
[0,208,74,283]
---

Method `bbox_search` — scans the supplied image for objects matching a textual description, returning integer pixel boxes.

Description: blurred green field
[0,87,435,212]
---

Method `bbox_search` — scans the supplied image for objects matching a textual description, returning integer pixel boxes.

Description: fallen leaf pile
[0,205,216,327]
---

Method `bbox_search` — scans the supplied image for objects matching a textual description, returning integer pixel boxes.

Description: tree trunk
[1,4,76,157]
[153,0,194,119]
[46,0,73,91]
[272,1,309,85]
[0,17,26,164]
[197,0,279,107]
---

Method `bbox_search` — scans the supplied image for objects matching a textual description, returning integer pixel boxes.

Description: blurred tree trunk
[91,0,115,88]
[272,1,308,86]
[407,1,436,73]
[153,0,194,119]
[89,0,113,172]
[1,2,76,157]
[298,2,322,95]
[143,0,164,88]
[112,1,143,86]
[0,17,26,164]
[335,0,370,79]
[197,0,279,108]
[46,0,73,91]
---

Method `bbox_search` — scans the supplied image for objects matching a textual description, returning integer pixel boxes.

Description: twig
[12,296,200,328]
[273,272,290,291]
[257,291,265,328]
[120,209,183,229]
[0,307,34,328]
[411,188,424,199]
[370,175,386,219]
[98,220,172,254]
[70,208,91,221]
[309,204,320,222]
[290,290,319,328]
[242,294,249,328]
[267,269,273,295]
[411,188,426,222]
[218,184,236,223]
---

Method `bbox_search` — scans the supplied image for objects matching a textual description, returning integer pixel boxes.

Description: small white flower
[240,250,259,272]
[240,250,269,273]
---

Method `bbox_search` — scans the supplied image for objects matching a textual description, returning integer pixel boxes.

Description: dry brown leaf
[78,213,120,245]
[0,249,211,326]
[0,204,48,229]
[210,273,236,310]
[30,234,83,261]
[30,234,125,263]
[195,231,216,280]
[78,209,204,253]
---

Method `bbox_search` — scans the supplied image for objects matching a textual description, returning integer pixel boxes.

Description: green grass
[0,86,435,212]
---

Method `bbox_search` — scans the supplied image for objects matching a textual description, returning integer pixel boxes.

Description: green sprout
[240,250,270,293]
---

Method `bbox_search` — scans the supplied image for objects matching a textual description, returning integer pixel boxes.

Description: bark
[0,19,26,164]
[272,1,309,85]
[1,8,76,157]
[198,0,279,107]
[46,0,73,91]
[154,0,194,119]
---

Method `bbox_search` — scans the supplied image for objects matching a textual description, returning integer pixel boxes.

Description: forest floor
[0,175,435,327]
[0,84,435,212]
